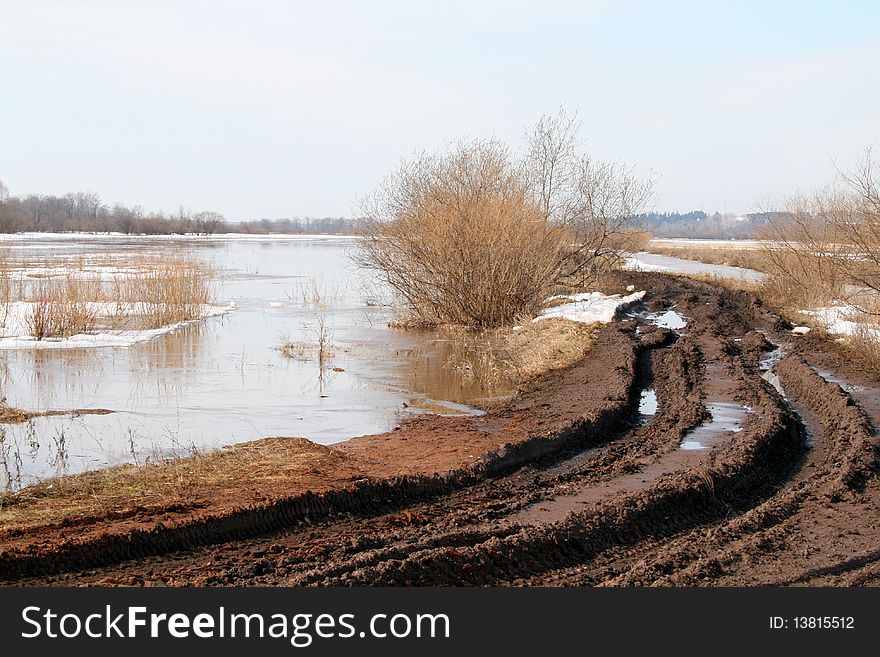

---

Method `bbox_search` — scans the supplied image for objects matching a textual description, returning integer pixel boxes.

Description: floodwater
[0,234,511,490]
[627,251,765,283]
[680,402,750,450]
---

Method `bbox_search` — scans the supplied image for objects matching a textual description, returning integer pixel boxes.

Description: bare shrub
[759,149,880,312]
[278,316,334,364]
[26,277,100,339]
[118,255,214,328]
[356,111,654,329]
[525,109,655,284]
[357,139,569,328]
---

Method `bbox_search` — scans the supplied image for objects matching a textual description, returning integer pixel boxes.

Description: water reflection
[0,235,515,490]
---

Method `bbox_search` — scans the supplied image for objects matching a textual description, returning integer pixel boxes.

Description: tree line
[0,181,358,235]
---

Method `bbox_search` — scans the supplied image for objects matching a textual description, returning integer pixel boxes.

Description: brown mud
[1,272,878,586]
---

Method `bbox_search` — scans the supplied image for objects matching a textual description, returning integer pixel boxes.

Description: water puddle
[811,366,866,393]
[626,252,766,283]
[638,388,658,416]
[679,402,751,450]
[759,347,786,372]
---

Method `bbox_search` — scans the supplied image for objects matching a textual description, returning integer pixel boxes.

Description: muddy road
[2,272,878,586]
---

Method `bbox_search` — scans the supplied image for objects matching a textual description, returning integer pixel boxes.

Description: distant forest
[0,181,359,235]
[0,181,773,239]
[639,211,774,239]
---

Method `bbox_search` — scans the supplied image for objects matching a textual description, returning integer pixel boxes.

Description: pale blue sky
[1,0,878,219]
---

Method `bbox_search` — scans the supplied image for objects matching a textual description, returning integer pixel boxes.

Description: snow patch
[801,305,880,340]
[0,302,234,350]
[534,290,646,325]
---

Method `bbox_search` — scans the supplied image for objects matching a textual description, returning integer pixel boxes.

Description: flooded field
[627,250,765,282]
[0,234,511,490]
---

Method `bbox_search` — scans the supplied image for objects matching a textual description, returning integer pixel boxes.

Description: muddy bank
[0,322,667,580]
[3,272,879,587]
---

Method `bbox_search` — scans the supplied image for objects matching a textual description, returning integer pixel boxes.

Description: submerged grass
[0,253,216,340]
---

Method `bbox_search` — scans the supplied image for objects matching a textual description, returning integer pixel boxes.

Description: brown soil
[1,272,878,586]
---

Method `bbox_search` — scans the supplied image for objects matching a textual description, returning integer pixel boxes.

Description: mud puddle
[811,366,867,393]
[680,402,750,450]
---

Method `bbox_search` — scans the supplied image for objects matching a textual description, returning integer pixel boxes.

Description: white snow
[801,306,880,340]
[534,290,646,325]
[791,326,811,335]
[0,302,233,350]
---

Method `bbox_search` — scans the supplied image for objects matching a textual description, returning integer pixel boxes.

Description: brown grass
[0,438,341,534]
[278,317,335,363]
[117,255,214,328]
[26,277,101,339]
[293,276,343,308]
[7,254,215,339]
[0,405,113,425]
[440,316,600,392]
[503,317,600,381]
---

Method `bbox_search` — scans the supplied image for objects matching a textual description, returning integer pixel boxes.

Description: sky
[1,0,878,220]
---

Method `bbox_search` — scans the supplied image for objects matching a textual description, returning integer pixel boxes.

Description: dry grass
[441,316,600,391]
[0,438,341,534]
[503,317,600,381]
[2,254,215,339]
[116,255,214,328]
[279,339,309,360]
[843,323,880,375]
[278,317,335,364]
[292,276,344,308]
[26,277,101,339]
[0,404,113,425]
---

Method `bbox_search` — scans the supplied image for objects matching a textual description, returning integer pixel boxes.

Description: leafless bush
[357,139,569,328]
[759,149,880,311]
[525,109,655,284]
[117,255,214,328]
[356,110,654,329]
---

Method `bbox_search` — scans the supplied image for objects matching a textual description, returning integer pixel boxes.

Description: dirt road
[2,272,878,586]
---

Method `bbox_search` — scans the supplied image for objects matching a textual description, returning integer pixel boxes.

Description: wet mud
[2,272,878,586]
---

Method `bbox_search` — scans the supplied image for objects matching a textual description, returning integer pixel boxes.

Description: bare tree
[193,211,225,235]
[760,149,880,313]
[524,108,655,282]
